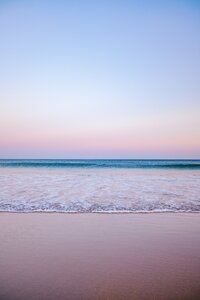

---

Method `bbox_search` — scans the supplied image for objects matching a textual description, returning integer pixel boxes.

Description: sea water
[0,160,200,213]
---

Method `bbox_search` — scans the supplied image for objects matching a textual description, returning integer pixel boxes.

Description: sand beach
[0,213,199,300]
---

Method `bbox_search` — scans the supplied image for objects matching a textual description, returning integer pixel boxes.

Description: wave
[0,202,200,213]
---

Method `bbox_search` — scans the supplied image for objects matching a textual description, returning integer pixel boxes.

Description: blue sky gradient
[0,0,200,158]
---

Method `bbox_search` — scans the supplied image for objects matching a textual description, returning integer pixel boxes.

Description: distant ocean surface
[0,159,200,213]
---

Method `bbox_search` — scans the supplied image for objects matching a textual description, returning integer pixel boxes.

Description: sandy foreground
[0,213,199,300]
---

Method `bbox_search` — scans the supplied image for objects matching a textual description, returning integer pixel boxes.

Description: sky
[0,0,200,159]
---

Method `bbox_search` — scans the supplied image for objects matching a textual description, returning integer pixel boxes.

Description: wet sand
[0,213,199,300]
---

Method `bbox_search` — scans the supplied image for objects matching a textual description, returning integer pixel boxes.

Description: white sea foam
[0,168,200,213]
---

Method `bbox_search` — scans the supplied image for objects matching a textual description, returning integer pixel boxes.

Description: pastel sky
[0,0,200,158]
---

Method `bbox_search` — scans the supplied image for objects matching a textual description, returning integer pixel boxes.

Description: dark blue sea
[0,159,200,169]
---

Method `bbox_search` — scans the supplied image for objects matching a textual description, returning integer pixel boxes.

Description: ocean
[0,159,200,213]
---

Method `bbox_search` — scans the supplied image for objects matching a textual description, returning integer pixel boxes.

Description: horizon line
[0,158,200,161]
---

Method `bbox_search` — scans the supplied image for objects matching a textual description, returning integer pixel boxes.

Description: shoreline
[0,211,200,214]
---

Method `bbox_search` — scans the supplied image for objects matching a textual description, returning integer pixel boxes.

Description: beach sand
[0,213,199,300]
